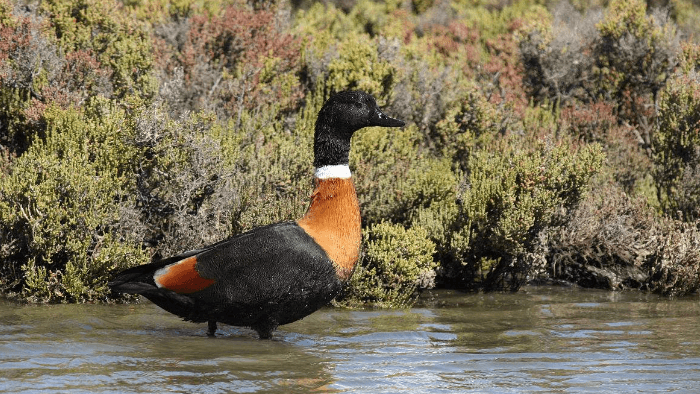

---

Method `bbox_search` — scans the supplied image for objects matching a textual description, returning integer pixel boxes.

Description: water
[1,286,699,393]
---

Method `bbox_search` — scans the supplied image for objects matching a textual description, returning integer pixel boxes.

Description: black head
[313,90,405,167]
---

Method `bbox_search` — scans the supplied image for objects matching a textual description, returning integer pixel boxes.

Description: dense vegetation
[1,0,698,305]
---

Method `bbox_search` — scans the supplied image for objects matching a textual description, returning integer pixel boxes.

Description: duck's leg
[252,318,278,340]
[207,320,217,337]
[256,328,273,340]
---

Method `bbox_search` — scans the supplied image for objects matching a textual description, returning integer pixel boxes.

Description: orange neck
[297,177,361,280]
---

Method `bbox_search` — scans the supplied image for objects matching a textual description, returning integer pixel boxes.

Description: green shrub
[348,0,404,37]
[351,123,427,225]
[0,0,150,156]
[452,0,550,43]
[679,42,700,75]
[216,104,312,234]
[293,2,363,41]
[3,0,697,303]
[671,0,700,39]
[520,0,679,112]
[432,85,503,163]
[338,222,437,308]
[303,30,399,104]
[123,104,237,257]
[123,93,315,258]
[40,0,157,101]
[519,1,599,106]
[557,100,654,197]
[0,101,147,302]
[0,5,68,154]
[440,135,605,290]
[595,0,679,107]
[652,71,700,220]
[518,0,685,209]
[326,34,398,102]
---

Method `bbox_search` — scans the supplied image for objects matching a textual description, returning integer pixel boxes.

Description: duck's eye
[353,102,363,109]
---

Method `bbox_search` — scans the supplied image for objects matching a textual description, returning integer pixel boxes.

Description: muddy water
[1,286,699,393]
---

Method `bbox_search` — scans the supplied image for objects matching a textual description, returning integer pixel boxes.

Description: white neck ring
[315,165,351,179]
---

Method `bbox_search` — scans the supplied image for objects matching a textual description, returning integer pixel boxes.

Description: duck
[109,90,405,339]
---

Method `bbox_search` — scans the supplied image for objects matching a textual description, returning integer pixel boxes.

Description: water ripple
[1,287,700,393]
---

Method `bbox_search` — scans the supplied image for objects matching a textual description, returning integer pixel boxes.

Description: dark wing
[192,221,339,305]
[110,222,337,301]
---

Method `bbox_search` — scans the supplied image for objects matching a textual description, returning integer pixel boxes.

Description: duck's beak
[371,107,405,128]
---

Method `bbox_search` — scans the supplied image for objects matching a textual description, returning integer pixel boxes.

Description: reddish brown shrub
[546,184,658,290]
[1,2,119,155]
[561,102,618,143]
[483,32,528,114]
[155,1,302,117]
[560,101,652,193]
[544,182,700,296]
[427,21,480,61]
[0,7,61,153]
[648,220,700,296]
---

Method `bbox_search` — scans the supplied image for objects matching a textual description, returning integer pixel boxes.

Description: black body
[110,222,342,338]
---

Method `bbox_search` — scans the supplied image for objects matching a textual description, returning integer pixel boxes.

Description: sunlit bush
[338,221,437,308]
[520,0,679,111]
[596,0,679,118]
[302,28,399,104]
[653,71,700,221]
[0,0,155,157]
[443,135,604,290]
[519,2,600,105]
[2,0,699,303]
[122,104,238,258]
[154,0,303,118]
[0,101,147,302]
[41,0,157,101]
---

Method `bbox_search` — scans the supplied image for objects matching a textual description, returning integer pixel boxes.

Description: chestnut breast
[297,178,361,280]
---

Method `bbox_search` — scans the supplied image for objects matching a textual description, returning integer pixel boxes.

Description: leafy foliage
[653,71,700,220]
[41,0,157,101]
[338,222,437,308]
[2,0,700,304]
[154,0,303,117]
[416,134,605,291]
[0,101,146,302]
[520,0,679,109]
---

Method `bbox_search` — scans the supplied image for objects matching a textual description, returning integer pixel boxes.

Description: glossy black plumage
[109,90,405,338]
[111,222,339,338]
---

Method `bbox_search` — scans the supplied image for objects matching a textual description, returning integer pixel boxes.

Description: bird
[109,90,405,339]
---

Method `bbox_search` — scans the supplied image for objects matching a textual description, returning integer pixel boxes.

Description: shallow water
[1,286,699,393]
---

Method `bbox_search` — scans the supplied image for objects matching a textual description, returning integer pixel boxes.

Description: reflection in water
[1,286,699,393]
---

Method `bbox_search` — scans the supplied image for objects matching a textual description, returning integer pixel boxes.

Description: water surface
[1,286,699,393]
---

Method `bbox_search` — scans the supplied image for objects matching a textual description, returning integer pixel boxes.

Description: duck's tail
[108,263,160,294]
